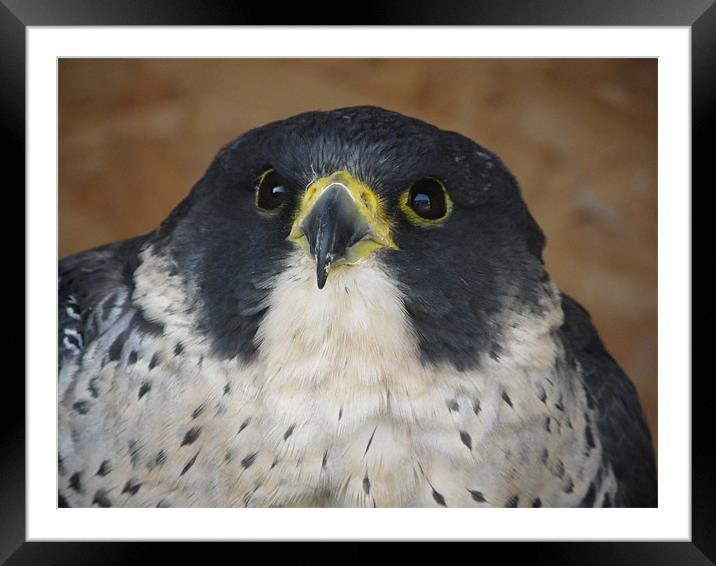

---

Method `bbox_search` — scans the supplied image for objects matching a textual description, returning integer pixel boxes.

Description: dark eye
[408,178,448,220]
[256,169,289,211]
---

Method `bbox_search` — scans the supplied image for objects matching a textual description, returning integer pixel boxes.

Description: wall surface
[59,58,657,450]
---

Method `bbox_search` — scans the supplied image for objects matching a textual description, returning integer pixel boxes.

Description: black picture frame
[7,1,708,562]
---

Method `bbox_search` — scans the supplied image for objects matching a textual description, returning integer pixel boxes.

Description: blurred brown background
[59,59,657,450]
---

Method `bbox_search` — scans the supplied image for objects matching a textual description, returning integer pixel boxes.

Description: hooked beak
[288,171,396,289]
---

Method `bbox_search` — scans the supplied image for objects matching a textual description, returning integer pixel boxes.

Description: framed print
[7,0,708,562]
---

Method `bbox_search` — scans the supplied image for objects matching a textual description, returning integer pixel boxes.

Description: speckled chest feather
[58,247,616,508]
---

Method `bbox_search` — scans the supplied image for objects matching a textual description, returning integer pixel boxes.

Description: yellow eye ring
[255,168,290,216]
[399,177,453,228]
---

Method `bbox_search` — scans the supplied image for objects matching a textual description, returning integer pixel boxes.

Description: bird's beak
[288,171,397,289]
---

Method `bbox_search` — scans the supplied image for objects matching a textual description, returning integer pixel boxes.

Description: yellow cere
[398,178,453,228]
[288,171,398,263]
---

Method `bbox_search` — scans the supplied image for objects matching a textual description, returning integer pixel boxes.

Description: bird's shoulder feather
[559,293,657,507]
[58,234,150,369]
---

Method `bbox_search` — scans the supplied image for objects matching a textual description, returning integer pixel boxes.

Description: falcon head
[159,106,550,370]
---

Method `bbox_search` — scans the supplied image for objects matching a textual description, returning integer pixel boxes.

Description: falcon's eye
[256,169,290,212]
[401,177,452,226]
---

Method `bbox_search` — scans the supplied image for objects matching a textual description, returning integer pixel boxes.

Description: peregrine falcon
[58,106,657,508]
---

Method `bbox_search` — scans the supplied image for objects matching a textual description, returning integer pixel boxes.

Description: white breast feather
[58,247,614,508]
